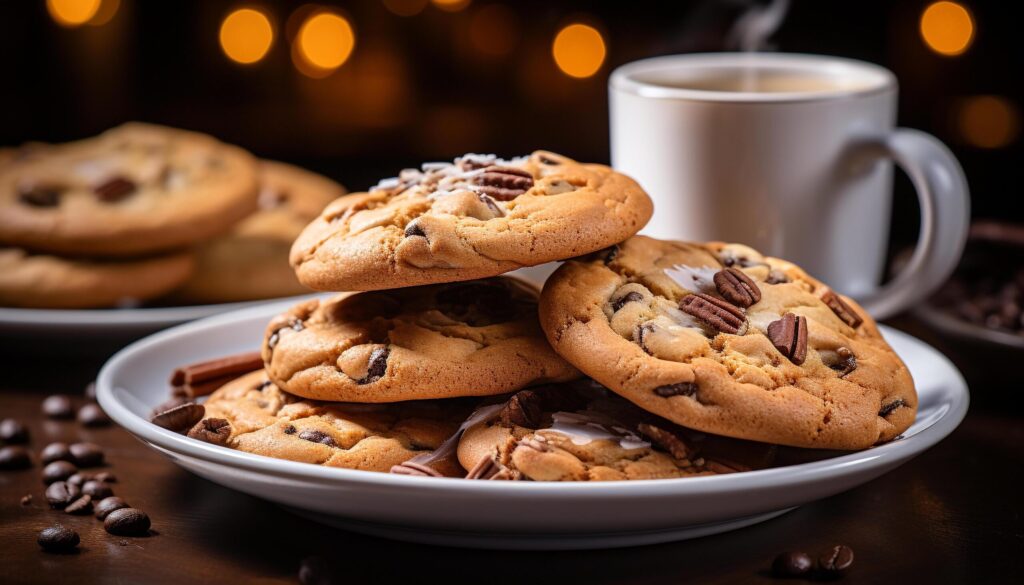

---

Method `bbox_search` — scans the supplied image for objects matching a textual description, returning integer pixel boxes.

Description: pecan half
[767,313,808,365]
[820,290,863,329]
[679,293,746,334]
[470,166,534,201]
[465,455,503,480]
[637,423,690,460]
[499,390,543,429]
[713,268,761,307]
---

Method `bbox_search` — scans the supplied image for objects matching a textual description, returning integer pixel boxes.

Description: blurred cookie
[0,247,194,309]
[175,160,344,303]
[538,236,917,450]
[290,151,652,291]
[0,122,258,256]
[261,277,580,402]
[197,370,471,472]
[456,382,778,481]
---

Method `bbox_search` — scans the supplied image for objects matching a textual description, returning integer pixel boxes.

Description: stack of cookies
[0,123,344,308]
[159,151,918,481]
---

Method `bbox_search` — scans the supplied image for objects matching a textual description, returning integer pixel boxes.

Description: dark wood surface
[1,322,1022,585]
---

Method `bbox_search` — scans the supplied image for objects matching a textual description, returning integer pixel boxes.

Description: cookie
[290,151,653,291]
[456,382,779,481]
[0,123,258,256]
[262,277,580,402]
[538,236,917,450]
[175,160,345,303]
[195,370,472,472]
[0,247,195,309]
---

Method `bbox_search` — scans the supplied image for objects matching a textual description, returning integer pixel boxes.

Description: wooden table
[1,327,1021,585]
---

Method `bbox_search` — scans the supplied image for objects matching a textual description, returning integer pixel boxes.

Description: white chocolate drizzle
[665,264,720,294]
[544,412,650,450]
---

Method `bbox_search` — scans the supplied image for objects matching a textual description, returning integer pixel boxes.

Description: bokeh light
[219,8,274,65]
[469,4,519,57]
[46,0,101,27]
[384,0,428,17]
[552,23,606,79]
[920,1,975,56]
[957,96,1020,149]
[86,0,119,26]
[294,11,356,78]
[432,0,471,13]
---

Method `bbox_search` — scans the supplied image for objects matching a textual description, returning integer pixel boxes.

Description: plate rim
[97,302,970,496]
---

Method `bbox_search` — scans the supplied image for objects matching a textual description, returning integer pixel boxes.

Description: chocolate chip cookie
[538,236,917,450]
[262,277,580,402]
[0,247,195,309]
[175,160,345,303]
[0,123,258,256]
[456,381,779,481]
[289,151,653,291]
[196,371,472,472]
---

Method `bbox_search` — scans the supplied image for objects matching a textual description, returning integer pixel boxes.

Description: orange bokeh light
[46,0,101,27]
[293,11,356,78]
[432,0,471,13]
[384,0,428,17]
[469,4,519,57]
[219,8,275,65]
[958,95,1020,149]
[552,23,606,79]
[920,1,975,56]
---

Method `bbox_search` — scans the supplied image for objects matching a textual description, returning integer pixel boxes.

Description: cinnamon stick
[169,351,263,398]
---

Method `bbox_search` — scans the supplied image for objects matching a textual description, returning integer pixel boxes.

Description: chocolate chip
[818,544,854,575]
[611,291,644,312]
[298,430,337,447]
[653,382,698,398]
[771,551,813,577]
[602,244,619,265]
[767,313,809,365]
[95,496,130,520]
[820,290,863,329]
[69,442,104,467]
[0,445,32,470]
[77,403,111,427]
[766,269,790,284]
[45,481,81,509]
[824,346,857,376]
[94,176,137,202]
[0,418,29,444]
[104,508,151,536]
[404,221,426,238]
[879,398,907,417]
[713,267,762,307]
[64,494,93,515]
[390,461,443,477]
[283,424,297,435]
[82,479,114,499]
[42,460,78,485]
[499,390,543,429]
[38,525,79,552]
[637,423,691,459]
[150,402,205,432]
[470,165,534,200]
[187,418,231,446]
[42,395,74,419]
[18,183,61,207]
[358,347,389,384]
[679,293,746,334]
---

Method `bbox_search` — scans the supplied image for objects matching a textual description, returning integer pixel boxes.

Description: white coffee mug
[609,53,969,319]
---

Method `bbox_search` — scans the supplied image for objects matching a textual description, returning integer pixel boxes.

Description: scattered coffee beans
[818,544,855,576]
[150,402,205,432]
[0,418,29,444]
[42,460,78,485]
[77,403,111,427]
[67,472,90,487]
[93,471,116,483]
[40,442,73,465]
[65,494,93,515]
[45,481,81,509]
[0,445,32,469]
[104,508,150,536]
[94,496,129,520]
[82,479,114,499]
[41,394,75,419]
[38,525,80,552]
[771,551,813,578]
[69,442,104,467]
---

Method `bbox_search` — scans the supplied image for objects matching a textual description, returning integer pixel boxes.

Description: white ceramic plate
[96,299,968,550]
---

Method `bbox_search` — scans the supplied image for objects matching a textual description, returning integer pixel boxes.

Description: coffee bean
[818,544,854,576]
[38,525,80,552]
[40,442,73,464]
[151,396,189,418]
[771,551,813,577]
[42,460,78,485]
[84,381,98,401]
[104,508,151,536]
[187,418,231,446]
[42,395,75,419]
[69,442,104,467]
[93,471,117,483]
[95,496,129,520]
[20,494,33,506]
[150,402,205,432]
[0,445,32,470]
[77,403,111,427]
[0,418,29,444]
[64,494,93,515]
[82,479,114,499]
[67,472,90,487]
[45,481,81,509]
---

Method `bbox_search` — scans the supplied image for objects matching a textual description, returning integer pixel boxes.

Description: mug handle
[853,128,970,320]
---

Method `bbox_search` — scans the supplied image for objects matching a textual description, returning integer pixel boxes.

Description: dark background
[1,0,1020,256]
